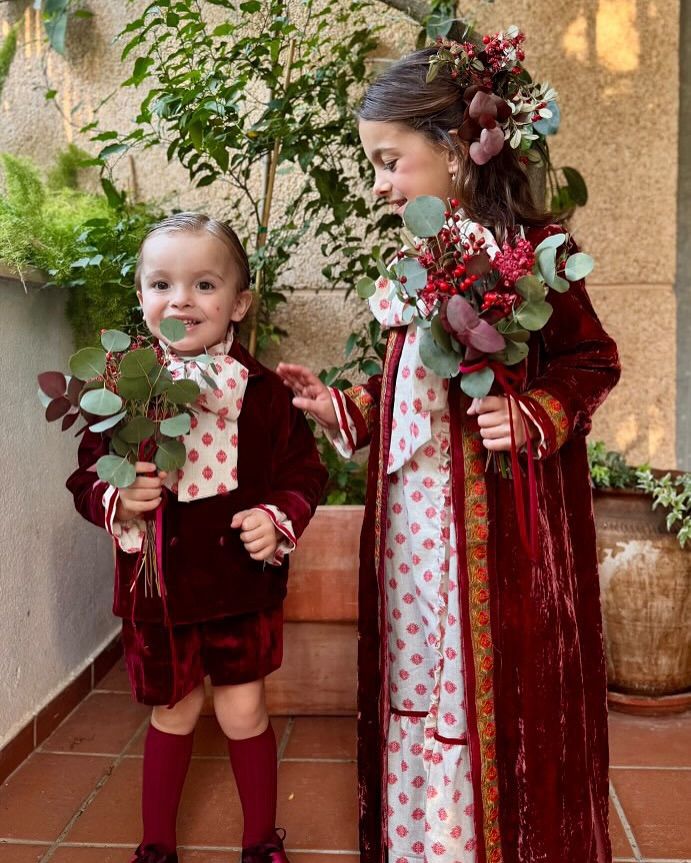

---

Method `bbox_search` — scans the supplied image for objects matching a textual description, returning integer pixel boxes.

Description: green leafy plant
[88,0,385,356]
[0,22,18,99]
[587,441,691,548]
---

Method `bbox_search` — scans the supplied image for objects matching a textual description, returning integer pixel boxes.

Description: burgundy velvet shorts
[121,605,283,706]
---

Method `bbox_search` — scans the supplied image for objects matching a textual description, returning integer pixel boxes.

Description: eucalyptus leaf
[46,397,71,422]
[120,415,156,443]
[37,387,53,409]
[516,301,554,331]
[356,276,376,299]
[159,317,187,342]
[160,413,191,437]
[117,375,151,400]
[460,367,495,398]
[534,233,567,254]
[111,432,135,457]
[96,454,137,488]
[551,274,570,293]
[69,347,107,381]
[515,274,546,302]
[119,347,159,378]
[37,371,67,399]
[431,315,452,351]
[396,257,428,295]
[80,387,124,416]
[403,196,446,238]
[564,252,594,281]
[418,329,460,378]
[101,330,131,352]
[502,340,530,365]
[533,100,560,136]
[537,246,557,287]
[89,410,128,433]
[165,379,201,404]
[154,439,187,471]
[562,166,588,206]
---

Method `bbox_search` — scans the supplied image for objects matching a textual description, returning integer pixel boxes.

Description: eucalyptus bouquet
[37,317,217,594]
[357,195,594,397]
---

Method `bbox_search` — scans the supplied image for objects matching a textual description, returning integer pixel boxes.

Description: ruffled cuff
[519,388,570,459]
[102,486,146,554]
[324,387,357,459]
[255,504,296,567]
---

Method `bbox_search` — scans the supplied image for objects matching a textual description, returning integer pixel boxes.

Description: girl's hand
[231,508,281,561]
[115,462,167,521]
[467,396,537,451]
[275,362,338,433]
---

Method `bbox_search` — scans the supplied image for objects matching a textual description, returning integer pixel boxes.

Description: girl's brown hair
[135,212,251,291]
[358,47,552,243]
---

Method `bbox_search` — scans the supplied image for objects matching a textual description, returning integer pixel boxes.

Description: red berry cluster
[480,290,519,314]
[415,209,487,307]
[481,30,526,72]
[492,236,535,287]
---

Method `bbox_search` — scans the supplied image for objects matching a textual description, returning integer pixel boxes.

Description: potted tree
[589,442,691,714]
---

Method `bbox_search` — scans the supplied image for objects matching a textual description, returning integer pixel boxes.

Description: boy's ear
[231,289,254,322]
[136,289,143,305]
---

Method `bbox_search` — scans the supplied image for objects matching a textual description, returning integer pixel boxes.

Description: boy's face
[359,119,458,219]
[137,231,252,355]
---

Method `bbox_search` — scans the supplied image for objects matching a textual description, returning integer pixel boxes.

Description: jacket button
[169,536,179,547]
[218,535,226,547]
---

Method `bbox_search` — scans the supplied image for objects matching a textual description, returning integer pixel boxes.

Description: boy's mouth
[169,316,202,330]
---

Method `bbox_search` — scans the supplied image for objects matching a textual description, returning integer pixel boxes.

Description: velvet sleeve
[520,253,620,458]
[260,384,329,540]
[65,429,112,529]
[337,374,382,450]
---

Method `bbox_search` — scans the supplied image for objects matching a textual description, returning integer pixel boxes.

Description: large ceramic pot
[593,488,691,702]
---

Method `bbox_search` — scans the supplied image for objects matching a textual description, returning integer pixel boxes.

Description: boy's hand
[275,362,339,433]
[467,396,537,451]
[231,508,282,561]
[115,462,167,521]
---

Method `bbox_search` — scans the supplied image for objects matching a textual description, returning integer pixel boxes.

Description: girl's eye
[197,281,214,291]
[383,159,398,172]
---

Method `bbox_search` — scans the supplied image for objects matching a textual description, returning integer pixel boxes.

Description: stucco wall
[1,1,681,467]
[0,271,117,748]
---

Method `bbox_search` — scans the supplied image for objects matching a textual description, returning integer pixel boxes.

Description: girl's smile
[137,231,252,355]
[358,119,459,217]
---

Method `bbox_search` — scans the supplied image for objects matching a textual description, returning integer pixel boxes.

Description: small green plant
[636,469,691,549]
[0,22,18,99]
[316,434,367,505]
[588,441,691,548]
[587,440,638,489]
[0,152,162,345]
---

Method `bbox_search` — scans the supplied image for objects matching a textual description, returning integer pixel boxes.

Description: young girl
[278,40,620,863]
[67,213,327,863]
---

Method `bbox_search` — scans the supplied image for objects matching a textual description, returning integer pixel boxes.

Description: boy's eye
[152,280,168,290]
[198,281,214,291]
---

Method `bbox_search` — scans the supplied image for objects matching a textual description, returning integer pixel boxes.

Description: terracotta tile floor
[0,660,689,862]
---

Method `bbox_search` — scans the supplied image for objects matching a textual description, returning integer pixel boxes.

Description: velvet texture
[228,724,278,847]
[66,341,328,625]
[121,607,283,705]
[353,229,620,863]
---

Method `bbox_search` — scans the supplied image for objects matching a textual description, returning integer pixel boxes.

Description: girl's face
[137,231,252,355]
[359,119,459,218]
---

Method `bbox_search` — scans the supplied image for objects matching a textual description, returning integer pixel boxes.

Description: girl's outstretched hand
[467,396,537,451]
[276,362,339,433]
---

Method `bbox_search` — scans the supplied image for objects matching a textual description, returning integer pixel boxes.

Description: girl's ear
[231,289,254,322]
[447,129,462,177]
[136,289,143,306]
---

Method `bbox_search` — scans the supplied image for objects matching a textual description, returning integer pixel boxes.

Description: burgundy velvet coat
[345,228,620,863]
[66,340,327,625]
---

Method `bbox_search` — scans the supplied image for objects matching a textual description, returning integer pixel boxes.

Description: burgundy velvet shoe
[241,828,290,863]
[129,844,178,863]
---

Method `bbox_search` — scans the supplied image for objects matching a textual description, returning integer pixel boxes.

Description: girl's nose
[372,172,391,198]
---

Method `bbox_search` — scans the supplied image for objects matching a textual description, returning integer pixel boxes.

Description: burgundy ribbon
[460,358,539,561]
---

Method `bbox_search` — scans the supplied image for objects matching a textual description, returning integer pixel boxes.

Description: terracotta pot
[593,488,691,698]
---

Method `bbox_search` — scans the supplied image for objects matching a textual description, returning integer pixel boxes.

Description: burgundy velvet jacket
[346,227,620,863]
[66,340,327,625]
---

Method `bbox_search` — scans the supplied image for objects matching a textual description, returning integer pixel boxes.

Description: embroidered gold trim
[462,423,503,863]
[527,388,569,451]
[345,384,376,438]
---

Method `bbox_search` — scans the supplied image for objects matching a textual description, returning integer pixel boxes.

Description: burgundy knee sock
[227,723,278,847]
[141,723,195,853]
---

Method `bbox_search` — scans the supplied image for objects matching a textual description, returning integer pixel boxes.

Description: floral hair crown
[427,26,559,166]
